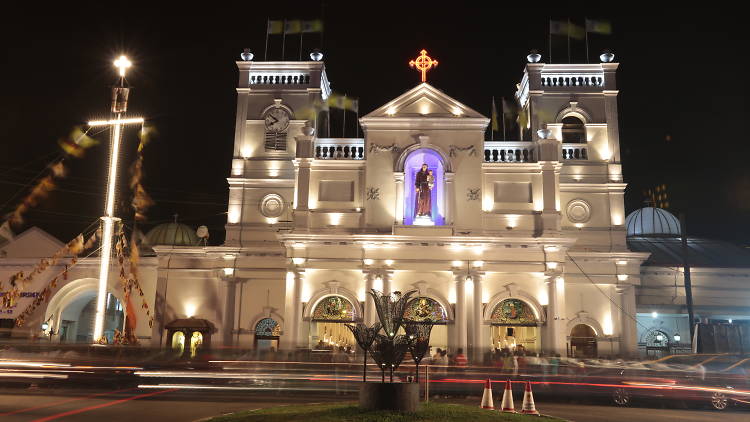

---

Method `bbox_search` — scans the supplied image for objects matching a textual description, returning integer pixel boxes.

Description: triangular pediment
[0,226,64,258]
[363,83,487,120]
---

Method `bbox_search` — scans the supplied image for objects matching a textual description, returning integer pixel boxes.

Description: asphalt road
[0,387,746,422]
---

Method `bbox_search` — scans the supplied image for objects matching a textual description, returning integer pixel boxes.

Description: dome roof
[625,207,681,237]
[146,222,199,246]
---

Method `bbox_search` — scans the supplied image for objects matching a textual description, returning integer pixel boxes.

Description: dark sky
[1,5,748,246]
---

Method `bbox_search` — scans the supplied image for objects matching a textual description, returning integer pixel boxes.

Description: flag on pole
[327,93,346,109]
[302,19,324,33]
[491,98,499,132]
[585,19,612,34]
[267,20,283,34]
[550,20,585,40]
[344,97,359,112]
[58,126,98,158]
[285,20,302,34]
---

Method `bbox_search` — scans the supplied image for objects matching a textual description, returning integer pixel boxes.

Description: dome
[146,222,199,246]
[625,207,681,237]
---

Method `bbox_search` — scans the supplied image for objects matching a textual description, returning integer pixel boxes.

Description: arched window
[255,317,281,337]
[490,299,537,326]
[311,296,355,322]
[570,324,597,358]
[403,297,449,324]
[561,116,586,143]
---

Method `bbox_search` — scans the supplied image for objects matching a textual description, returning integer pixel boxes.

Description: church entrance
[309,296,357,353]
[403,296,450,352]
[489,299,540,354]
[58,291,124,343]
[569,324,598,358]
[254,317,281,351]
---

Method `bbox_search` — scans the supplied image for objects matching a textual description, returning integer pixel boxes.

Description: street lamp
[673,333,681,343]
[41,322,49,331]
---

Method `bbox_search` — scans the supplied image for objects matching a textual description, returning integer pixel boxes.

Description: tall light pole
[88,56,143,342]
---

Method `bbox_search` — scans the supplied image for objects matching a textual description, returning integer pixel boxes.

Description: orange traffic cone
[500,379,515,413]
[480,379,494,409]
[520,381,540,415]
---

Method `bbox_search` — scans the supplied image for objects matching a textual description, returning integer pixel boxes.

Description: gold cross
[409,49,438,83]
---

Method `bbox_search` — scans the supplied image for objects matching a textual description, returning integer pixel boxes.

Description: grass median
[206,402,564,422]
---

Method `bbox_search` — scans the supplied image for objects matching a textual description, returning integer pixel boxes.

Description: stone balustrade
[561,144,588,160]
[249,73,311,85]
[484,141,535,163]
[541,74,604,88]
[315,138,365,160]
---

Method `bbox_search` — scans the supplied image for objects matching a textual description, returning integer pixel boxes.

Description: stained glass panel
[312,296,354,321]
[255,317,281,337]
[490,299,537,326]
[403,297,448,323]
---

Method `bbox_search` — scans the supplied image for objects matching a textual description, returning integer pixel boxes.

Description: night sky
[1,6,748,246]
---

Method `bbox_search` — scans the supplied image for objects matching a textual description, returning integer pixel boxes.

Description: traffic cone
[520,381,540,415]
[500,379,515,412]
[480,379,494,409]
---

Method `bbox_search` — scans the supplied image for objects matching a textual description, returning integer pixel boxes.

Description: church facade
[2,51,665,360]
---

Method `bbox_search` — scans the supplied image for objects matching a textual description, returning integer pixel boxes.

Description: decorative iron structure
[345,322,382,382]
[490,298,537,326]
[312,295,354,321]
[405,321,434,383]
[360,289,429,383]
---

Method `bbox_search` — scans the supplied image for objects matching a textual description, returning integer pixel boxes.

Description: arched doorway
[569,324,598,358]
[489,298,540,353]
[403,297,449,351]
[58,291,124,344]
[310,295,356,351]
[254,317,281,351]
[165,318,214,359]
[403,148,446,226]
[644,328,670,358]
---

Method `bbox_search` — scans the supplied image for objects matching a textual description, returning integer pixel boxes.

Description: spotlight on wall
[673,333,681,342]
[363,259,374,266]
[223,268,234,276]
[41,322,49,331]
[617,274,629,282]
[292,257,306,265]
[651,311,658,319]
[384,259,394,266]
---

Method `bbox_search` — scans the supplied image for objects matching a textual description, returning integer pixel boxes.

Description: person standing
[454,348,468,367]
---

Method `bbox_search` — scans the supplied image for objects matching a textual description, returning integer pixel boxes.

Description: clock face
[264,108,290,132]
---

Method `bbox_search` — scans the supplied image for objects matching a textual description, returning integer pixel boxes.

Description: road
[0,387,746,422]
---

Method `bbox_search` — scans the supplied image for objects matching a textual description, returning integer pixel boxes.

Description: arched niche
[399,148,447,226]
[488,298,539,326]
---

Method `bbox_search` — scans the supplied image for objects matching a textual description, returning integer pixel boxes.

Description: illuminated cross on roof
[114,55,132,78]
[409,49,438,83]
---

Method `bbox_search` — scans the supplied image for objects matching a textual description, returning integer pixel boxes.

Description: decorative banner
[130,126,154,222]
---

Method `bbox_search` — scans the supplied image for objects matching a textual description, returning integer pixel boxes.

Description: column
[363,270,375,325]
[394,173,404,225]
[281,267,304,351]
[293,123,315,229]
[617,285,637,358]
[382,270,393,297]
[536,132,561,234]
[453,272,468,355]
[470,272,484,362]
[544,274,567,356]
[445,172,455,226]
[221,274,237,347]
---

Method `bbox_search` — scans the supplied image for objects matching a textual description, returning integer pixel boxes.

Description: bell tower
[225,56,331,245]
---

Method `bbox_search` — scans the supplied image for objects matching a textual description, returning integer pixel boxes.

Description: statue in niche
[414,164,433,219]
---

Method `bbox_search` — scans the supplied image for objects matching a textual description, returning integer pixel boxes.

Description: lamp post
[88,56,143,343]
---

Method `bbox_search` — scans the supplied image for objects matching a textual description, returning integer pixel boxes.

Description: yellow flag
[285,20,302,34]
[267,20,283,34]
[586,19,612,34]
[491,98,499,132]
[302,20,324,33]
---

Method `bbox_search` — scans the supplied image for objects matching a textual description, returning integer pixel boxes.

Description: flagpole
[548,18,552,64]
[491,96,494,141]
[299,30,304,61]
[502,98,507,141]
[342,94,347,138]
[567,17,571,64]
[584,18,590,63]
[282,19,287,60]
[264,18,270,61]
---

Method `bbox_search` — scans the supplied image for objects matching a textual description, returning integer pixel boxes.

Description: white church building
[6,50,742,361]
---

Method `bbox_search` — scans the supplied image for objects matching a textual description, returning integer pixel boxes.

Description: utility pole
[679,213,696,343]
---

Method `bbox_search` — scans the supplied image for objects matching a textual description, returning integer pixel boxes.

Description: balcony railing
[249,73,311,85]
[541,74,604,88]
[562,144,588,160]
[315,138,365,160]
[484,141,535,163]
